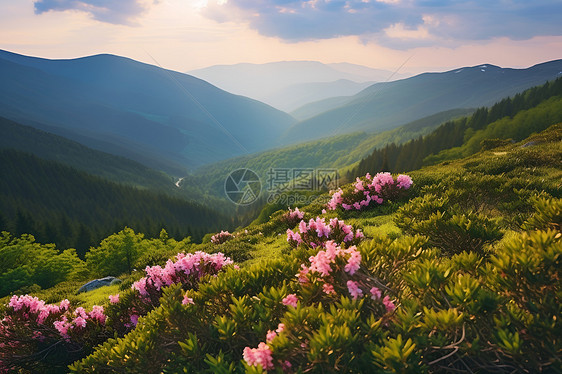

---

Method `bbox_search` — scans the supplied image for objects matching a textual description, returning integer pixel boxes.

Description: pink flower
[211,230,233,244]
[73,316,87,328]
[347,280,363,300]
[59,299,70,310]
[54,316,71,338]
[276,323,285,333]
[323,283,335,295]
[108,294,120,304]
[282,294,298,308]
[74,307,88,319]
[383,296,396,312]
[396,174,413,189]
[130,314,139,326]
[182,295,194,305]
[243,342,274,370]
[354,178,364,192]
[344,246,361,275]
[266,330,277,343]
[370,287,382,300]
[298,220,308,233]
[89,305,106,324]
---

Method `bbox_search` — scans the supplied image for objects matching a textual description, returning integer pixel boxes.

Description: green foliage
[395,195,502,256]
[3,115,562,372]
[523,197,562,232]
[0,232,83,298]
[353,77,562,176]
[86,227,145,276]
[0,149,231,251]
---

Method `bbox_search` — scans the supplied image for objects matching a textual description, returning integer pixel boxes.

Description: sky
[0,0,561,75]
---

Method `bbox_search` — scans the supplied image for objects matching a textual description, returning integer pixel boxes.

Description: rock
[77,276,122,294]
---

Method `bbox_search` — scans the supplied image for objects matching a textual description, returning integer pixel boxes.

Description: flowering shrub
[0,295,107,372]
[296,241,395,309]
[132,251,233,306]
[0,251,233,373]
[279,207,305,227]
[327,172,413,211]
[211,230,233,244]
[286,217,364,248]
[242,240,396,371]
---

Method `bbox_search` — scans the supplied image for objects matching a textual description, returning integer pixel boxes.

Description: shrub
[327,172,413,211]
[286,217,364,248]
[211,230,234,244]
[395,195,503,256]
[0,232,83,298]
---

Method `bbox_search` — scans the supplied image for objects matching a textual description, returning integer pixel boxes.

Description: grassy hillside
[1,123,560,373]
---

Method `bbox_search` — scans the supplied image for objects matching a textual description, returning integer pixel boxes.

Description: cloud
[34,0,159,25]
[201,0,562,47]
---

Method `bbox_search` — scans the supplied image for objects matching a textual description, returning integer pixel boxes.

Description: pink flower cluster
[244,323,292,371]
[7,295,70,325]
[282,294,298,308]
[281,207,305,227]
[211,230,233,244]
[298,241,362,282]
[6,295,106,339]
[295,242,397,312]
[287,217,364,248]
[327,172,413,211]
[132,251,233,300]
[243,342,274,370]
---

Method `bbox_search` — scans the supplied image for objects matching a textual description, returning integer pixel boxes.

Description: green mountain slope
[0,149,231,254]
[59,123,562,373]
[192,108,472,199]
[352,77,562,177]
[0,50,295,169]
[282,60,562,144]
[0,116,176,191]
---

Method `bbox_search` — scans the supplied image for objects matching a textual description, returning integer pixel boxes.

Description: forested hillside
[0,150,231,255]
[351,76,562,177]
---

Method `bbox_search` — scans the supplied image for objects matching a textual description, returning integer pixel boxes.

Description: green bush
[0,232,83,298]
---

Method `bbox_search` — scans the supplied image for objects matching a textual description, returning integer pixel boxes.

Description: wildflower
[282,294,298,308]
[266,330,277,343]
[129,314,139,326]
[323,283,336,295]
[370,287,382,300]
[383,296,396,312]
[182,295,194,305]
[108,294,120,304]
[73,316,87,328]
[344,246,361,275]
[243,342,274,370]
[347,280,363,300]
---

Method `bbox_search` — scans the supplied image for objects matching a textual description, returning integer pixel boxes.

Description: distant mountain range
[2,49,561,177]
[0,49,295,171]
[188,61,406,112]
[281,61,562,144]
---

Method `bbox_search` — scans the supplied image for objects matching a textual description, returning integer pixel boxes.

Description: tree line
[0,149,233,257]
[350,77,562,178]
